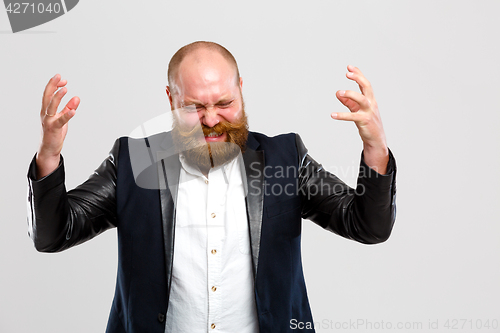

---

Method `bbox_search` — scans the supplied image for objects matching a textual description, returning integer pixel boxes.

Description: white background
[1,1,499,332]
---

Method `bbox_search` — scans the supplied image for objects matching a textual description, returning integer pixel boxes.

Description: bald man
[27,41,396,333]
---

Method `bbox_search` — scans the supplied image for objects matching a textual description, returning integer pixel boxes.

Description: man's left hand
[331,65,389,174]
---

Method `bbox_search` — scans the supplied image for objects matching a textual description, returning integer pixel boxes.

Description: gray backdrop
[1,1,499,332]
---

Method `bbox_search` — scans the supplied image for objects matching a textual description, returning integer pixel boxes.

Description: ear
[239,77,243,90]
[166,86,173,108]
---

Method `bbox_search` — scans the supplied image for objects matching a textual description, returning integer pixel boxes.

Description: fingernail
[347,72,354,77]
[331,113,338,119]
[339,90,345,96]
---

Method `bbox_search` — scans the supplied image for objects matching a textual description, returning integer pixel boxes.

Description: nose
[202,106,220,128]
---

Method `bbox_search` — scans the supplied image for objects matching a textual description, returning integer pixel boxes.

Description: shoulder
[113,131,174,167]
[249,131,297,150]
[249,131,300,166]
[117,131,171,146]
[115,131,173,151]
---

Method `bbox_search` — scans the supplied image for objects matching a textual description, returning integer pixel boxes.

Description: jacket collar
[245,131,260,151]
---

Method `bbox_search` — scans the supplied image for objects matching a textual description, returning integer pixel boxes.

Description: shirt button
[211,213,216,218]
[205,179,209,184]
[158,313,165,323]
[211,323,216,329]
[211,249,217,255]
[212,286,217,292]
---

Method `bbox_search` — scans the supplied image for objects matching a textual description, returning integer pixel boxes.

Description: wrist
[363,141,388,156]
[37,142,62,160]
[362,143,389,175]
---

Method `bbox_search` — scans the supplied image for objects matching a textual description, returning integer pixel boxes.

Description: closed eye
[217,101,233,108]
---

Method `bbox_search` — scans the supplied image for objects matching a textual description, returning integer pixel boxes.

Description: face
[167,51,248,170]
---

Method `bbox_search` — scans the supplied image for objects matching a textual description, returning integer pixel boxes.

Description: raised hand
[331,65,389,174]
[36,74,80,179]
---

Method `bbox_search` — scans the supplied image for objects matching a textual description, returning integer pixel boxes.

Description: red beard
[171,105,248,170]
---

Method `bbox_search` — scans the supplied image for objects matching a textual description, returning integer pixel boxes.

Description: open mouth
[204,131,226,142]
[205,131,223,138]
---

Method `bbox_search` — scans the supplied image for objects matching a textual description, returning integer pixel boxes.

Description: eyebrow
[183,96,235,106]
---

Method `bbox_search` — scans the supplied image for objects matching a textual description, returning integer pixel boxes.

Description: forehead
[175,51,239,103]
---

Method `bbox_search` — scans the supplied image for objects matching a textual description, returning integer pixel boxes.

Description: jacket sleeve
[296,134,397,244]
[26,139,120,252]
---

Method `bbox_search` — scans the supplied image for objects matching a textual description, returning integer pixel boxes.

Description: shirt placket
[206,168,226,331]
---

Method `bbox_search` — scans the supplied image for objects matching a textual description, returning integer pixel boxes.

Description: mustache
[201,117,247,136]
[174,115,248,140]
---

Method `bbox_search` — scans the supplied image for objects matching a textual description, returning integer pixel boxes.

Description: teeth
[206,132,222,137]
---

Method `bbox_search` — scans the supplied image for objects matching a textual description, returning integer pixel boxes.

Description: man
[27,41,396,332]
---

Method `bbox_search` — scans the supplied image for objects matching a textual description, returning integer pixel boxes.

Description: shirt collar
[178,153,238,179]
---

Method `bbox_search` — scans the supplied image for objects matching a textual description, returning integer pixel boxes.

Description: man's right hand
[36,74,80,179]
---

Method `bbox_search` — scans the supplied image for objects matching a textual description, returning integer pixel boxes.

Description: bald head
[167,41,240,97]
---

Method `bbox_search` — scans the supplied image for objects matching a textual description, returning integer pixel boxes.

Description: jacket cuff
[359,148,396,189]
[27,154,65,195]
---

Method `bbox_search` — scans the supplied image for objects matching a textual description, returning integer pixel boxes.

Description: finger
[56,79,67,88]
[54,96,80,127]
[337,90,370,111]
[337,94,361,112]
[41,74,64,114]
[346,65,374,100]
[330,111,364,122]
[45,87,68,116]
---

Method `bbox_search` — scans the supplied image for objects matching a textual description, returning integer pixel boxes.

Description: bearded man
[27,41,397,333]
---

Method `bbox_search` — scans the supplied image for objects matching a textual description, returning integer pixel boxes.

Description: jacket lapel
[242,133,265,278]
[156,133,181,304]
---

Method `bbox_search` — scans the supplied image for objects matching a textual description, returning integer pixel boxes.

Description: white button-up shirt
[165,153,259,332]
